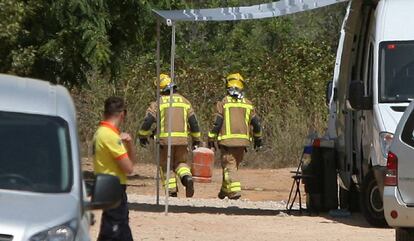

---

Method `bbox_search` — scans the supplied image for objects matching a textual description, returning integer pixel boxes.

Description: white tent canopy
[154,0,347,23]
[152,0,349,215]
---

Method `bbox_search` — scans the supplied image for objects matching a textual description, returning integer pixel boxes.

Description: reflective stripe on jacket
[209,96,260,147]
[139,93,200,145]
[219,96,253,141]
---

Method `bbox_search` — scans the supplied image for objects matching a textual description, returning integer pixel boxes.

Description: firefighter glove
[208,141,216,150]
[139,137,149,147]
[254,138,263,151]
[192,140,201,150]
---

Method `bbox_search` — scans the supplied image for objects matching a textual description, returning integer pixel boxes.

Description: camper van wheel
[360,171,387,227]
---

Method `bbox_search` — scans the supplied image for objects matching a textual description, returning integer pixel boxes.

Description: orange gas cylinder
[191,147,215,183]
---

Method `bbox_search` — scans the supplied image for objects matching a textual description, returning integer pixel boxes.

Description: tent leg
[155,19,161,206]
[165,23,176,215]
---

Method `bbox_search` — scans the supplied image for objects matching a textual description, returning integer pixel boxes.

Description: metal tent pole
[155,19,161,206]
[165,22,176,215]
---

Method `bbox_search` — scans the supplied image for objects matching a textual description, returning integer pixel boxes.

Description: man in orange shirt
[93,96,136,241]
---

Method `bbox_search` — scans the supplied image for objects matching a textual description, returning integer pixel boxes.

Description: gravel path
[128,194,299,211]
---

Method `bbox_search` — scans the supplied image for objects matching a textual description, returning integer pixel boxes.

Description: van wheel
[339,185,359,211]
[360,171,387,227]
[396,228,414,241]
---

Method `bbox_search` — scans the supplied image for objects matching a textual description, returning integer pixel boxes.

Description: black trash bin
[302,140,338,212]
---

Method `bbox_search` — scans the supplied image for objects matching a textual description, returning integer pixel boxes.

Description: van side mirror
[86,174,122,210]
[326,80,334,106]
[348,80,373,110]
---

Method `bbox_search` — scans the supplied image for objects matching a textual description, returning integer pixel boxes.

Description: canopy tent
[152,0,348,215]
[154,0,347,24]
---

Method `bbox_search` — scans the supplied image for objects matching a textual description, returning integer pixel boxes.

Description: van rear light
[385,151,398,186]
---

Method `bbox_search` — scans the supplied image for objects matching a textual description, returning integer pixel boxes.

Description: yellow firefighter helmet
[226,73,245,90]
[155,74,175,92]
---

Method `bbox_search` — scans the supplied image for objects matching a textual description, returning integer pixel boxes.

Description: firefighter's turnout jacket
[208,95,262,146]
[138,93,201,145]
[138,92,200,194]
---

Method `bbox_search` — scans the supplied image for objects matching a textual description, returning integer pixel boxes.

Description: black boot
[218,190,227,199]
[228,192,241,200]
[181,175,194,198]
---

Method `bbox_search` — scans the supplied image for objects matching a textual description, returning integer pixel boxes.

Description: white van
[0,74,122,240]
[327,0,414,226]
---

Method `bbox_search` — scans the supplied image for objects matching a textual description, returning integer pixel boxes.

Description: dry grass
[71,72,326,169]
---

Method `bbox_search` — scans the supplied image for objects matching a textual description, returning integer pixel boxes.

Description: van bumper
[384,186,414,227]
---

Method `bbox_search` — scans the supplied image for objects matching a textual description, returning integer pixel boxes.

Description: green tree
[1,0,347,166]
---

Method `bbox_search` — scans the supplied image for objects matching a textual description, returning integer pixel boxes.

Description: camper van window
[0,111,72,193]
[367,43,374,96]
[379,41,414,103]
[401,110,414,147]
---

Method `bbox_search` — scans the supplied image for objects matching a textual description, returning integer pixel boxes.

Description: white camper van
[327,0,414,227]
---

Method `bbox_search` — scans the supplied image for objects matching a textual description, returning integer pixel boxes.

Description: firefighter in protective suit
[138,74,201,197]
[208,73,263,200]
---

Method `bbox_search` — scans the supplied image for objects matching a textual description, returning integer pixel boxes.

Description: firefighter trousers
[220,146,245,194]
[160,145,192,193]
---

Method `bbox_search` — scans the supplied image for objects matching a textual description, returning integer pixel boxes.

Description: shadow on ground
[128,202,287,216]
[129,202,390,230]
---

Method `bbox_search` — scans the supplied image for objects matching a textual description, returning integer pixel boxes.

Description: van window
[366,43,374,95]
[379,41,414,103]
[0,112,72,193]
[401,109,414,148]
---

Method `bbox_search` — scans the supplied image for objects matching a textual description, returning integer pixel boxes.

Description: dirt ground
[83,161,294,201]
[84,162,394,241]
